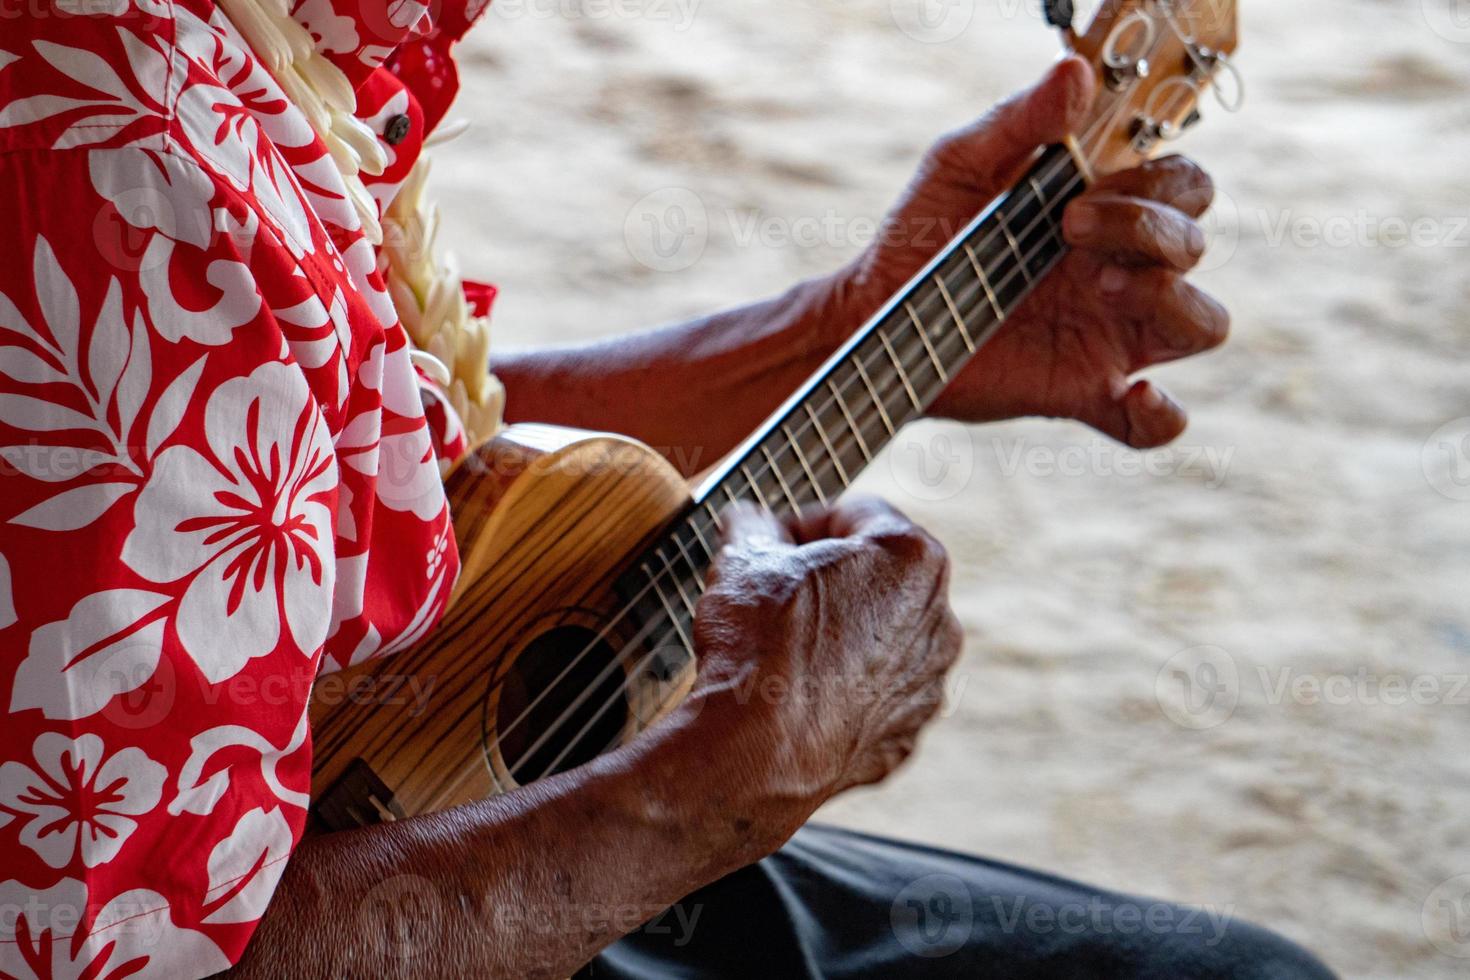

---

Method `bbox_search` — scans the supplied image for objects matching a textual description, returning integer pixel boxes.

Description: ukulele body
[308,424,697,830]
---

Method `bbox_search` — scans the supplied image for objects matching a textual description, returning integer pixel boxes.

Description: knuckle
[873,523,948,571]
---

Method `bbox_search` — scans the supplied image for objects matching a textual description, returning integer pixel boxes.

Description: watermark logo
[357,874,445,962]
[1155,645,1240,731]
[490,0,701,30]
[1423,874,1470,959]
[1423,0,1470,43]
[888,0,974,44]
[624,187,708,272]
[1423,418,1470,501]
[891,873,974,958]
[992,437,1235,488]
[889,419,975,502]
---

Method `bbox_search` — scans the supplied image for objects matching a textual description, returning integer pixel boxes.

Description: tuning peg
[1042,0,1073,29]
[1043,0,1077,46]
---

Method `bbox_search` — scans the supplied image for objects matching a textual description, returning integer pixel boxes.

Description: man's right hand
[686,497,964,846]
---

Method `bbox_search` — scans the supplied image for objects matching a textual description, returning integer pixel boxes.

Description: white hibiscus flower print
[291,0,362,55]
[0,732,165,870]
[121,361,337,683]
[174,79,315,256]
[0,877,229,979]
[375,341,447,521]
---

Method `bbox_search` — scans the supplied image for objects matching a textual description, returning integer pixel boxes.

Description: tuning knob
[1106,58,1151,91]
[1129,116,1164,151]
[1188,45,1223,78]
[1043,0,1074,30]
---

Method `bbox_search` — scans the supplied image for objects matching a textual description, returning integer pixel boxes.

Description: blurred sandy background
[430,1,1470,976]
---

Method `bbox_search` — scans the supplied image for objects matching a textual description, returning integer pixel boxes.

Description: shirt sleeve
[0,138,454,974]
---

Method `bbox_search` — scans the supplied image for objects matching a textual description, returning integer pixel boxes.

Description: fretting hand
[685,498,963,840]
[832,56,1229,449]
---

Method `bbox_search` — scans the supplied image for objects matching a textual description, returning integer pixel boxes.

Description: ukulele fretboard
[623,144,1086,652]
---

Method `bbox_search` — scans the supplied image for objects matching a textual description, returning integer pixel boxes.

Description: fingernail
[1066,203,1097,240]
[1141,384,1164,409]
[1187,223,1206,258]
[1100,265,1127,294]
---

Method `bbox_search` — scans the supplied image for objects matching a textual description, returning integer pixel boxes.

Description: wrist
[647,695,813,867]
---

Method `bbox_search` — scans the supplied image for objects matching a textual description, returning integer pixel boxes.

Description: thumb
[935,54,1095,197]
[716,501,792,553]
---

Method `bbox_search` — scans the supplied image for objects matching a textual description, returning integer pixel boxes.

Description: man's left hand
[833,55,1229,449]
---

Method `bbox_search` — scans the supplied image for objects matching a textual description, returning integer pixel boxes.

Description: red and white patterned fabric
[0,0,489,973]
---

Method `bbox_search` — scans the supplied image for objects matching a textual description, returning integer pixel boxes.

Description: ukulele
[307,0,1241,831]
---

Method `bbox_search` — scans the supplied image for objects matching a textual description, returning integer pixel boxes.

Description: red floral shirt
[0,0,487,972]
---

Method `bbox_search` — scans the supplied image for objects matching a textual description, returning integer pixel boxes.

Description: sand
[432,1,1470,976]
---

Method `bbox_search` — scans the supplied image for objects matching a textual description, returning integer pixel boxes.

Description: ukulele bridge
[312,758,406,832]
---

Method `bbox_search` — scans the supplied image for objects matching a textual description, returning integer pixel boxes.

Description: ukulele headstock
[1065,0,1241,180]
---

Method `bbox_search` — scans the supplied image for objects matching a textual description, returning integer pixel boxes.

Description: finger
[1099,379,1189,450]
[1087,155,1215,217]
[933,55,1096,198]
[1064,195,1205,271]
[1105,267,1231,366]
[790,494,914,543]
[717,502,793,552]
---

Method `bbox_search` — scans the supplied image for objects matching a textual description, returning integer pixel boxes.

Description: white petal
[93,745,166,815]
[33,41,132,100]
[202,806,293,924]
[11,596,167,720]
[0,393,97,433]
[77,811,137,867]
[122,446,237,583]
[143,353,205,458]
[8,481,133,531]
[32,237,79,358]
[0,346,67,385]
[176,543,280,683]
[114,311,153,439]
[0,553,13,630]
[17,808,78,869]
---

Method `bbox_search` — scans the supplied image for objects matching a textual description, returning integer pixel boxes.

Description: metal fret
[688,513,715,560]
[852,358,896,436]
[1033,180,1062,237]
[804,403,852,487]
[739,463,770,510]
[669,531,707,592]
[780,423,829,506]
[904,303,948,383]
[827,379,873,463]
[654,549,699,617]
[962,243,1004,323]
[934,276,977,353]
[997,208,1032,285]
[760,444,803,512]
[877,327,922,411]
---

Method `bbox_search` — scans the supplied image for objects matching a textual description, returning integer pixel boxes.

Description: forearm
[495,275,853,476]
[229,709,781,979]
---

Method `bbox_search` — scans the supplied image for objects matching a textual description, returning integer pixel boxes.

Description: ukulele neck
[623,144,1086,642]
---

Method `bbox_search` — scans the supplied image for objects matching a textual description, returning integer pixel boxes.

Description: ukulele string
[490,106,1119,764]
[494,161,1086,776]
[511,138,1125,783]
[496,86,1143,779]
[500,53,1163,780]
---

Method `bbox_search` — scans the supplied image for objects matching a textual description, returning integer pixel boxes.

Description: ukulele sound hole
[490,626,629,784]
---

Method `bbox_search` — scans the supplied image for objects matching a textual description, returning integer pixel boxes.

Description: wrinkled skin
[838,55,1230,449]
[689,498,963,835]
[233,56,1232,980]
